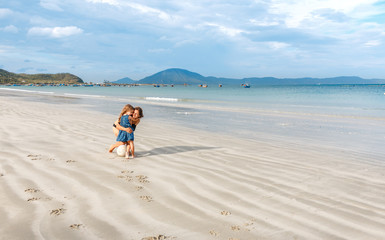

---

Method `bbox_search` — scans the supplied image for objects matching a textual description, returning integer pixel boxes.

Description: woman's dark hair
[134,107,144,118]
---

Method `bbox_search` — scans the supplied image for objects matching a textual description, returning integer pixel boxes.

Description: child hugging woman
[108,104,135,158]
[112,106,143,158]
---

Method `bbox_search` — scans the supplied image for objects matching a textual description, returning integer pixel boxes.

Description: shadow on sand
[138,145,219,157]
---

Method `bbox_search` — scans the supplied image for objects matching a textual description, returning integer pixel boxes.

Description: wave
[0,87,54,94]
[63,93,106,98]
[0,88,107,99]
[176,111,202,115]
[144,97,179,102]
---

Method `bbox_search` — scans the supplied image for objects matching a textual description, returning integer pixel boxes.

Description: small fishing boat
[243,83,250,88]
[202,84,208,88]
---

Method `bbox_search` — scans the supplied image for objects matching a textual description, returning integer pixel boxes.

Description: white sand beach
[1,95,385,240]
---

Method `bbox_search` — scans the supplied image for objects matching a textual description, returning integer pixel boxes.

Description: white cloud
[175,39,197,47]
[0,44,15,54]
[204,23,246,37]
[267,41,290,50]
[85,0,173,22]
[126,2,172,21]
[3,0,385,80]
[2,25,18,33]
[40,0,64,11]
[28,26,83,38]
[30,16,53,26]
[364,40,381,47]
[0,8,13,18]
[249,19,280,27]
[85,0,119,5]
[269,0,379,28]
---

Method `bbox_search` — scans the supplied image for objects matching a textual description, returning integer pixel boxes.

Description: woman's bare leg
[109,141,124,152]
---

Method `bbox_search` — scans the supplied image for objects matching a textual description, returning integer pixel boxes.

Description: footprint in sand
[209,230,219,237]
[136,175,150,183]
[230,225,241,231]
[117,175,133,181]
[69,224,84,230]
[27,154,42,161]
[27,197,41,202]
[25,188,40,193]
[221,211,231,216]
[136,186,144,191]
[117,170,135,182]
[25,188,51,201]
[66,160,77,163]
[140,195,153,202]
[50,208,66,216]
[27,154,40,157]
[27,154,55,161]
[244,218,256,231]
[141,235,175,240]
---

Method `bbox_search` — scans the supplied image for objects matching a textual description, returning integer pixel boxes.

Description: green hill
[138,68,206,84]
[136,68,385,85]
[0,69,84,84]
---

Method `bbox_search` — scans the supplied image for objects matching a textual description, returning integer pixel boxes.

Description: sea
[1,84,385,160]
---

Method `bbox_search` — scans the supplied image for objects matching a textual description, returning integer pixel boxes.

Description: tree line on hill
[0,69,83,84]
[113,68,385,85]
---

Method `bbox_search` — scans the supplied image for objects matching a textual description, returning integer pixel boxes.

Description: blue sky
[1,0,385,82]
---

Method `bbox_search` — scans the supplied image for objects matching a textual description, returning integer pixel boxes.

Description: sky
[1,0,385,82]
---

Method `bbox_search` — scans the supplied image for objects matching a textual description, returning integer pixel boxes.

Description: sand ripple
[1,96,385,239]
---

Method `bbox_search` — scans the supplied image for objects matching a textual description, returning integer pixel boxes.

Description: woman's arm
[132,118,140,126]
[114,120,133,133]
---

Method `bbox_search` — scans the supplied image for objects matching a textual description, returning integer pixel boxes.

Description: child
[108,104,135,158]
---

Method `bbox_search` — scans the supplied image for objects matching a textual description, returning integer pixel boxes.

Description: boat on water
[202,84,208,88]
[243,83,251,88]
[218,84,223,87]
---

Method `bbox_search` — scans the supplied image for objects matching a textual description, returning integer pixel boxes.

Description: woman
[112,106,143,158]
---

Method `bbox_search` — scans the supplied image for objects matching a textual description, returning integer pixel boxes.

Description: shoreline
[1,94,385,239]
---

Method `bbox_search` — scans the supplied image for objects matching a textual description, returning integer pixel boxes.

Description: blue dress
[116,115,134,142]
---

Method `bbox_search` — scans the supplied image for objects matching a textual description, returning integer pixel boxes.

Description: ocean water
[2,84,385,159]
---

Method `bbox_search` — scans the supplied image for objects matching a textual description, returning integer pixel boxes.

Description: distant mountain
[0,69,83,84]
[2,67,384,86]
[135,68,385,85]
[138,68,206,84]
[112,77,136,84]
